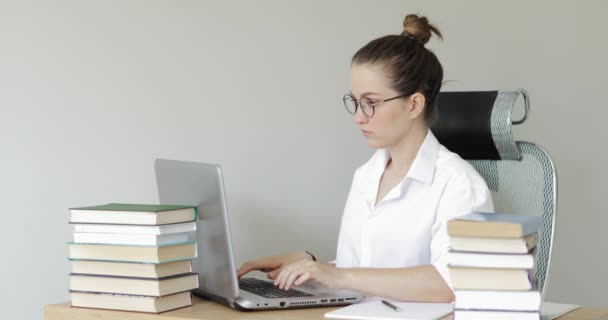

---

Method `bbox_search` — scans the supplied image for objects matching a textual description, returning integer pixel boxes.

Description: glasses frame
[342,93,409,118]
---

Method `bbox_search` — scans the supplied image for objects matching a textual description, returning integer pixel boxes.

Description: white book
[454,310,539,320]
[71,260,192,278]
[450,235,536,254]
[72,222,196,235]
[455,290,541,311]
[73,232,191,246]
[448,251,534,269]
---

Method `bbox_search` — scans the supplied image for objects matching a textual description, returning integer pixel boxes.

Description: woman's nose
[354,106,368,124]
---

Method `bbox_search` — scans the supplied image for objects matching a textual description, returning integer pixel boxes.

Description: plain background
[1,1,606,319]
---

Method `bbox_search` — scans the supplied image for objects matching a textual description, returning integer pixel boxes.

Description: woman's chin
[364,137,385,149]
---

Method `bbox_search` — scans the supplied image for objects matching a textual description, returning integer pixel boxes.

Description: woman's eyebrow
[350,91,381,98]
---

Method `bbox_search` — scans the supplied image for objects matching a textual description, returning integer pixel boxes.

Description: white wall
[0,1,606,319]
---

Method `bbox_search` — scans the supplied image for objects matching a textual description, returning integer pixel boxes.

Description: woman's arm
[340,265,454,302]
[274,260,454,303]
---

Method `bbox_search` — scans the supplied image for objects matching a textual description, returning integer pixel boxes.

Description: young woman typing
[237,13,494,303]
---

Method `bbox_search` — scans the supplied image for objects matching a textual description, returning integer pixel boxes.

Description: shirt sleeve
[335,168,362,268]
[430,171,494,288]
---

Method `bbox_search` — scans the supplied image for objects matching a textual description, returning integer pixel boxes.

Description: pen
[381,299,402,312]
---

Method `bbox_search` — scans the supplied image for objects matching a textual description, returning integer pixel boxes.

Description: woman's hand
[237,251,312,279]
[274,259,346,290]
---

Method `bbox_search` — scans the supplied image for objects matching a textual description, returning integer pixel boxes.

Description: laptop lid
[155,159,365,311]
[154,159,239,302]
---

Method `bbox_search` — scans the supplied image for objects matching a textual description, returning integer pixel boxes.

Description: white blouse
[335,130,494,287]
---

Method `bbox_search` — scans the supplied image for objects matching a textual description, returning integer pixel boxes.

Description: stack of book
[447,212,543,320]
[68,203,200,313]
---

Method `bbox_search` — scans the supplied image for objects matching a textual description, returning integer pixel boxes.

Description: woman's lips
[361,130,372,137]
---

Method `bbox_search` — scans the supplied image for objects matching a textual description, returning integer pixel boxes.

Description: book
[450,234,537,254]
[448,212,542,238]
[72,221,197,235]
[68,242,196,263]
[70,260,192,278]
[70,273,199,296]
[454,310,539,320]
[455,290,541,311]
[449,267,532,290]
[69,203,197,225]
[324,299,453,320]
[70,291,192,313]
[448,251,534,269]
[540,302,580,319]
[73,232,192,246]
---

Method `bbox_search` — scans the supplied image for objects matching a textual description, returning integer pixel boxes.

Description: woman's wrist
[294,251,313,261]
[336,267,353,290]
[305,250,317,261]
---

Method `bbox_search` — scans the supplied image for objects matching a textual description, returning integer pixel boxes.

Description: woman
[237,14,494,303]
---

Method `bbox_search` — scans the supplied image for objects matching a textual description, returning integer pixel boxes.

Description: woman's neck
[385,123,428,175]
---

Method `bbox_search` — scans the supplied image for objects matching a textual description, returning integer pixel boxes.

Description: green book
[70,203,198,226]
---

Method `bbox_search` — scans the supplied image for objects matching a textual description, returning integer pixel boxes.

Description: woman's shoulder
[435,145,494,212]
[434,145,487,187]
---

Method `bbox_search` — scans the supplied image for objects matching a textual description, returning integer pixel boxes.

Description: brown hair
[352,14,444,124]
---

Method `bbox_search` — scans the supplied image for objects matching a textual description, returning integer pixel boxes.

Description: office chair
[431,89,557,297]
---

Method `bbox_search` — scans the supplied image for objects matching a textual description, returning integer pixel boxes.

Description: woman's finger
[282,261,314,290]
[294,272,312,286]
[273,259,302,286]
[283,268,303,290]
[237,261,258,277]
[267,268,281,279]
[274,264,291,287]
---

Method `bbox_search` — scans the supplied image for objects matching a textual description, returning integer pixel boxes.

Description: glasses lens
[343,94,357,114]
[360,97,374,117]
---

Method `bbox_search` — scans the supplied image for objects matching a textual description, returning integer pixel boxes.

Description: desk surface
[45,296,608,320]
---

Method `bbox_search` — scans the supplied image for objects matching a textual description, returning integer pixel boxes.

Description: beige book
[70,273,199,296]
[70,291,192,313]
[447,212,541,238]
[68,242,196,263]
[70,260,192,278]
[449,267,532,291]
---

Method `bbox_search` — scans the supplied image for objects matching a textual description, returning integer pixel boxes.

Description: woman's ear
[408,92,426,120]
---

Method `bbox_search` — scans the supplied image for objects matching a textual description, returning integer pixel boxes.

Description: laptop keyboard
[239,278,314,299]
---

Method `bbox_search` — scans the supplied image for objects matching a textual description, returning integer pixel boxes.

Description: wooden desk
[45,296,608,320]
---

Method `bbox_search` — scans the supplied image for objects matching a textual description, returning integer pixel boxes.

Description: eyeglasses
[342,93,409,118]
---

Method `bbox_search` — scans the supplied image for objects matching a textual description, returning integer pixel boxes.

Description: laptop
[154,159,364,310]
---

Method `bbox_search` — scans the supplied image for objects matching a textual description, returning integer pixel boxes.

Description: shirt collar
[406,129,440,185]
[358,129,441,195]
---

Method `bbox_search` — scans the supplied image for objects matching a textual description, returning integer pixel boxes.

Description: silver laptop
[154,159,364,310]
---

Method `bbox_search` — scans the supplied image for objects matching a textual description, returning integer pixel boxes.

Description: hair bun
[402,14,443,45]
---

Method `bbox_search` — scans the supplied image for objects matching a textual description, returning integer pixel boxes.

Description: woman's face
[349,63,417,149]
